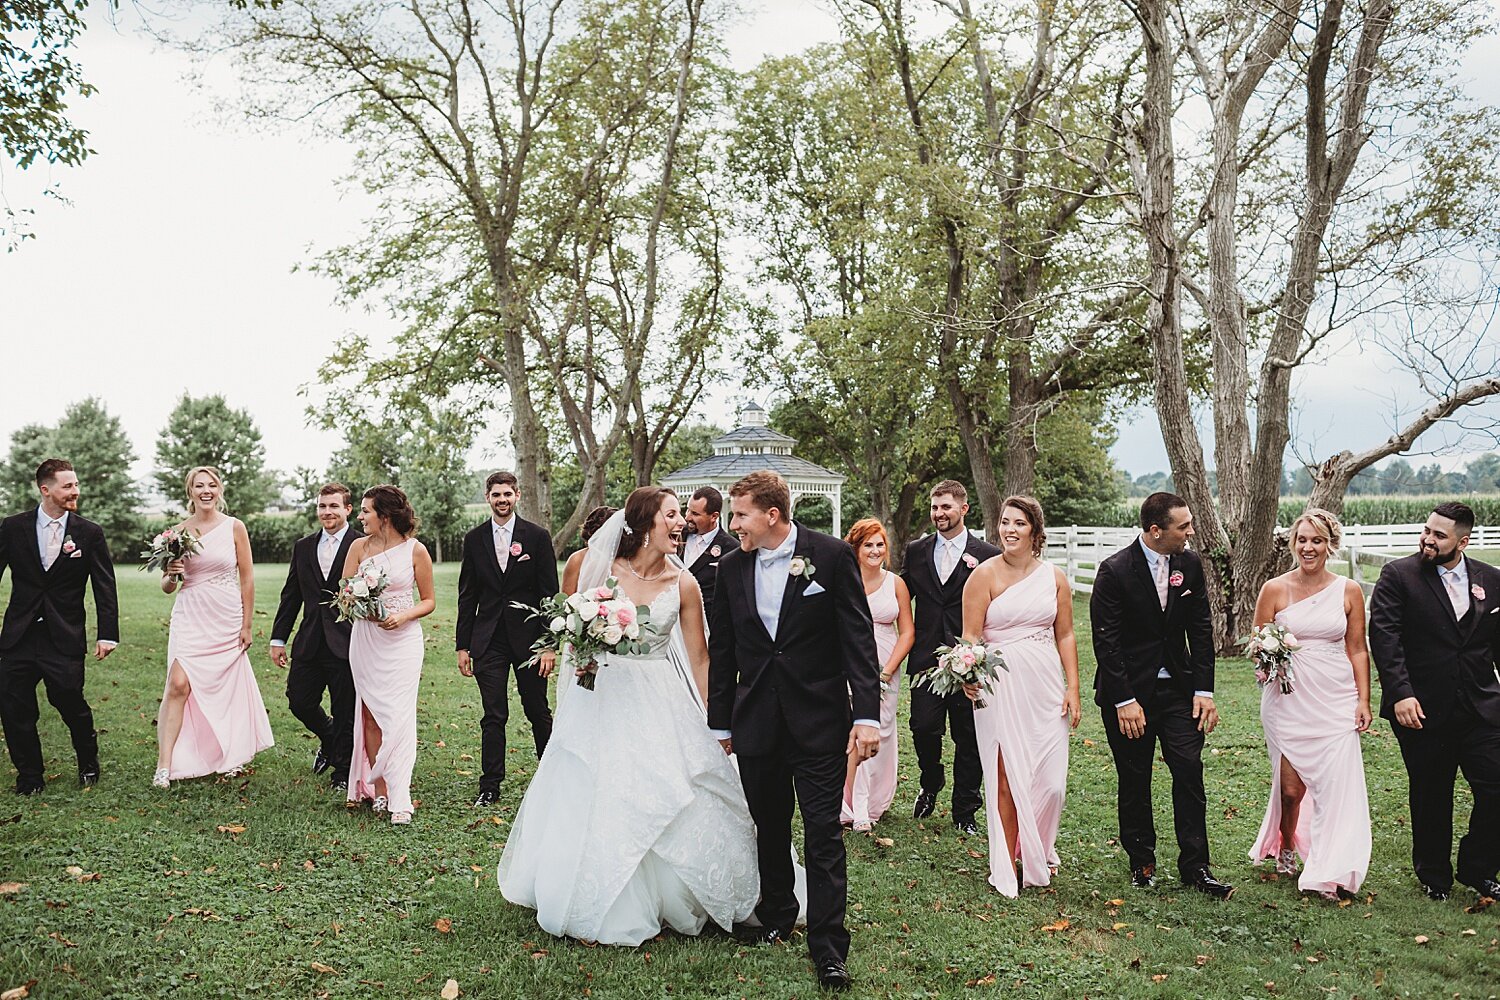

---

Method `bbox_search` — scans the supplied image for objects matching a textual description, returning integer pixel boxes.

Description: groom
[1090,491,1232,898]
[0,459,119,793]
[708,470,880,991]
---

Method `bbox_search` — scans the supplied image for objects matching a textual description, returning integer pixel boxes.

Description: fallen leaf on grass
[216,825,247,835]
[62,867,99,883]
[441,979,460,999]
[1152,974,1168,982]
[1462,928,1477,936]
[434,918,453,934]
[1413,935,1429,945]
[1040,918,1069,932]
[1112,923,1129,931]
[874,837,894,848]
[0,814,20,827]
[310,962,336,974]
[0,883,26,895]
[1107,898,1124,906]
[303,860,316,871]
[2,980,37,1000]
[48,931,78,947]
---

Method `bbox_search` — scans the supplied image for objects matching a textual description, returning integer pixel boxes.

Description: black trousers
[1100,687,1209,878]
[908,682,982,821]
[285,650,355,783]
[473,643,552,792]
[738,730,850,965]
[1393,698,1500,891]
[0,627,97,784]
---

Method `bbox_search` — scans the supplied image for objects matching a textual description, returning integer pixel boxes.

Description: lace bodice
[361,538,417,613]
[630,581,682,657]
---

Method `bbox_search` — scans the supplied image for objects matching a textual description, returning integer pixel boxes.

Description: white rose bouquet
[917,638,1008,708]
[1245,622,1300,694]
[140,526,204,584]
[514,577,656,691]
[330,566,390,623]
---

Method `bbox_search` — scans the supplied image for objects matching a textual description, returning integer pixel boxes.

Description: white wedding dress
[497,556,761,945]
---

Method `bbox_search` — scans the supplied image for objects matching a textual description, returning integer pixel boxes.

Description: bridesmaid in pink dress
[960,496,1081,896]
[1248,508,1372,898]
[841,519,914,832]
[153,466,274,788]
[342,486,435,826]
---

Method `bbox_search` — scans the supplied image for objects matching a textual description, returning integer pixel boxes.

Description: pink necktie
[496,527,510,571]
[43,519,62,570]
[1155,557,1170,610]
[938,541,956,584]
[1444,572,1470,618]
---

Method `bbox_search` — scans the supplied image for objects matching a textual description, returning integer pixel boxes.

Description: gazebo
[661,402,847,535]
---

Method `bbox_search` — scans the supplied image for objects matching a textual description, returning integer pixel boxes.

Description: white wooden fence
[1041,523,1500,597]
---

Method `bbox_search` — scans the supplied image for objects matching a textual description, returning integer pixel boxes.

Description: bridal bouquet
[1245,622,1300,694]
[330,566,390,624]
[140,527,204,584]
[516,579,655,691]
[917,638,1007,708]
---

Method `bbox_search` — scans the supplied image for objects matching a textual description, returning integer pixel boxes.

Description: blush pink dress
[975,561,1070,897]
[1248,577,1370,895]
[843,570,900,827]
[347,538,424,816]
[164,518,274,778]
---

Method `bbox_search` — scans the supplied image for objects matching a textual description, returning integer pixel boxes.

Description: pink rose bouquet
[918,638,1008,708]
[140,527,205,584]
[514,577,656,691]
[330,566,391,623]
[1244,622,1300,694]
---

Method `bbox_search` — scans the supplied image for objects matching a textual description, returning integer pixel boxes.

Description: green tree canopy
[154,393,277,514]
[1,398,140,542]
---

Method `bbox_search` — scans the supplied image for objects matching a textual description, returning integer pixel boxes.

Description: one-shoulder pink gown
[975,562,1070,896]
[164,519,274,778]
[843,570,900,827]
[347,538,424,815]
[1248,578,1370,895]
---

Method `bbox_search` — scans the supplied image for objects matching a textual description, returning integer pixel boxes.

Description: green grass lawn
[2,566,1497,999]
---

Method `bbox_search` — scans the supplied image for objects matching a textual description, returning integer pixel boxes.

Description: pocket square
[804,581,826,596]
[69,550,83,558]
[517,553,531,562]
[1179,589,1192,597]
[1490,607,1498,614]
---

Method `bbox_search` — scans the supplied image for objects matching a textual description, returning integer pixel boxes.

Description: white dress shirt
[36,507,116,649]
[271,524,351,648]
[1115,536,1211,708]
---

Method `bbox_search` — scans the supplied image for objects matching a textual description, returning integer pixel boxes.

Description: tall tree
[154,393,276,514]
[1,399,140,542]
[1,0,93,172]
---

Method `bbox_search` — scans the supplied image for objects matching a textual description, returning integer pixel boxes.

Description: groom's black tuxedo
[708,523,879,966]
[901,529,999,822]
[271,525,362,783]
[1370,553,1500,892]
[0,508,119,789]
[1090,540,1215,878]
[456,515,559,794]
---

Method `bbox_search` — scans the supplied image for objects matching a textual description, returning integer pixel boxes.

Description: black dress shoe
[15,779,44,796]
[78,767,100,788]
[1130,863,1156,888]
[1185,866,1235,899]
[912,789,937,820]
[473,789,499,808]
[312,748,331,775]
[1420,882,1450,901]
[1466,878,1500,900]
[329,778,349,792]
[733,924,791,945]
[954,817,979,836]
[817,959,852,990]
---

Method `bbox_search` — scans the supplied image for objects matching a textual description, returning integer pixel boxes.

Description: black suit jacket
[1369,553,1500,728]
[900,530,1001,676]
[707,524,881,756]
[0,509,119,657]
[271,525,362,662]
[455,516,559,661]
[1089,540,1215,708]
[684,527,737,617]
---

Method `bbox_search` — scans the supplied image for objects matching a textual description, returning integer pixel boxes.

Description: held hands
[456,649,473,677]
[538,650,558,679]
[1355,701,1373,733]
[1192,695,1218,734]
[269,645,289,668]
[847,724,880,761]
[717,737,733,756]
[1116,701,1147,739]
[1393,696,1425,730]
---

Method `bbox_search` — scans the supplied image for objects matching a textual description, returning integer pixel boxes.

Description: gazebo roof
[664,452,845,483]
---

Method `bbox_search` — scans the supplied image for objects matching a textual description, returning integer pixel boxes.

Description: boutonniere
[709,544,721,557]
[1168,571,1184,588]
[509,542,523,557]
[789,556,816,580]
[962,553,978,569]
[61,535,78,555]
[1473,583,1487,601]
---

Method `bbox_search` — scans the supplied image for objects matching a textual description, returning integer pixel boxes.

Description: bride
[497,486,760,945]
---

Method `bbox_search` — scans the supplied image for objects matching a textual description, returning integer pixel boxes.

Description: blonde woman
[154,467,273,788]
[1248,508,1371,899]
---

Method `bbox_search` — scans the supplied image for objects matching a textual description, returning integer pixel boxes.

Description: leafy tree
[154,393,276,514]
[1031,401,1126,528]
[1,399,140,542]
[1465,453,1500,492]
[399,407,474,563]
[1,1,93,172]
[0,423,57,511]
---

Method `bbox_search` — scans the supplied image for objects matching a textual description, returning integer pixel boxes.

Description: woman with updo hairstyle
[153,465,274,788]
[562,505,619,595]
[1248,507,1371,899]
[840,518,914,832]
[615,486,677,560]
[340,484,436,826]
[958,495,1081,896]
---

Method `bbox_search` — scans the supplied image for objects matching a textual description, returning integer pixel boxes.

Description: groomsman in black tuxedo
[1090,491,1231,898]
[0,459,119,793]
[270,483,362,790]
[901,480,999,834]
[708,470,880,991]
[681,486,735,619]
[457,471,559,808]
[1370,501,1500,902]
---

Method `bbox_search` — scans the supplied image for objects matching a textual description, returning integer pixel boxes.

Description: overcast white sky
[2,0,1498,492]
